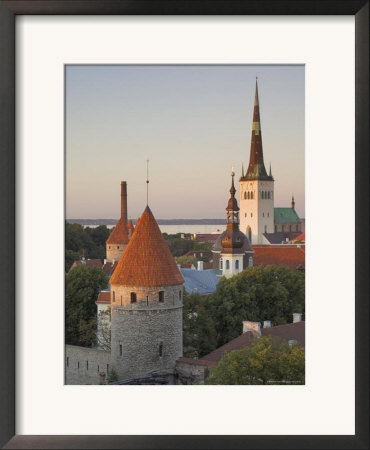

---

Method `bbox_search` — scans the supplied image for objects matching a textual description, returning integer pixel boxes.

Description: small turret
[291,195,295,210]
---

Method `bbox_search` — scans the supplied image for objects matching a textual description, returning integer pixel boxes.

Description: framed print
[0,1,368,449]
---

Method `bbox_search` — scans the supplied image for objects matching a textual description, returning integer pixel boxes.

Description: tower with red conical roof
[109,205,184,380]
[106,181,130,262]
[239,78,274,244]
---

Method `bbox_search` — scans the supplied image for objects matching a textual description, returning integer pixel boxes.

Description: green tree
[207,336,305,385]
[183,292,217,358]
[65,265,108,347]
[209,265,305,347]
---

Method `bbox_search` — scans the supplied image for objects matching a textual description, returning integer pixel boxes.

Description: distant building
[105,181,131,262]
[239,78,302,244]
[176,315,305,384]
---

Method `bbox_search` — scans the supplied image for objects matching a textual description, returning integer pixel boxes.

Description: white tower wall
[240,179,274,245]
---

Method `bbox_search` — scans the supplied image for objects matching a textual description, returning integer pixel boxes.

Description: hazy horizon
[66,65,305,220]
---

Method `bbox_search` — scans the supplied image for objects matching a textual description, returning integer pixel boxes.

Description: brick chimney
[242,321,261,335]
[293,313,302,323]
[121,181,128,224]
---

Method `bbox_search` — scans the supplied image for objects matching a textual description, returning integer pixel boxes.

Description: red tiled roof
[261,321,305,346]
[177,357,217,367]
[202,331,255,363]
[202,322,305,364]
[252,245,305,270]
[293,232,305,243]
[106,217,129,245]
[102,261,117,276]
[70,259,103,270]
[192,233,221,243]
[110,206,184,286]
[96,291,111,304]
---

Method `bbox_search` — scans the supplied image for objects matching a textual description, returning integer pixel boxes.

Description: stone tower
[109,205,184,380]
[106,181,130,262]
[239,79,274,244]
[220,169,253,278]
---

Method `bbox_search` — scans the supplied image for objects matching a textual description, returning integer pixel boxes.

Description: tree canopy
[65,222,111,272]
[207,336,305,385]
[209,265,305,348]
[182,292,217,358]
[65,265,108,347]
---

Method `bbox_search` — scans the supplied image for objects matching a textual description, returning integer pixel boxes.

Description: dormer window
[130,292,137,303]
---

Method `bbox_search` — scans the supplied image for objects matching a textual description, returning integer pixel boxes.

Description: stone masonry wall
[65,345,111,385]
[106,243,127,262]
[111,284,183,380]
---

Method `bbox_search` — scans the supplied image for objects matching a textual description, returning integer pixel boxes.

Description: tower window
[130,292,137,303]
[159,342,163,357]
[119,344,122,356]
[268,192,271,199]
[112,291,115,302]
[179,290,182,301]
[78,361,80,369]
[244,192,247,200]
[251,192,254,200]
[265,225,267,233]
[262,191,264,199]
[226,260,230,270]
[117,246,119,249]
[245,213,247,217]
[159,291,164,302]
[251,213,253,218]
[235,260,239,269]
[263,212,264,217]
[86,361,88,370]
[247,192,250,200]
[267,212,269,217]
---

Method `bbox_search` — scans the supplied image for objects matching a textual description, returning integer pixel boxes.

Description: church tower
[109,205,184,380]
[240,79,274,244]
[106,181,130,262]
[220,168,253,278]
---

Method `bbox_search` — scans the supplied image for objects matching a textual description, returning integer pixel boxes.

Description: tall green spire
[269,162,272,177]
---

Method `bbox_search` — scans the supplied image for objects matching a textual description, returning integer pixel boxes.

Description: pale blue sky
[66,65,304,220]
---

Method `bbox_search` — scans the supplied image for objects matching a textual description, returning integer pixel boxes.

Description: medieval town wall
[65,345,111,385]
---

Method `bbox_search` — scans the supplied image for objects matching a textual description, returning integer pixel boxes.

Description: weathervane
[146,159,149,205]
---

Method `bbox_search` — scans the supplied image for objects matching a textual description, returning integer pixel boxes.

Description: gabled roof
[274,207,300,224]
[202,321,305,364]
[262,232,301,245]
[96,291,111,304]
[252,245,305,271]
[110,206,184,287]
[69,258,103,272]
[106,217,129,245]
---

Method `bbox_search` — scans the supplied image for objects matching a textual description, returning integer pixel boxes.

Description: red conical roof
[110,206,184,286]
[106,217,129,245]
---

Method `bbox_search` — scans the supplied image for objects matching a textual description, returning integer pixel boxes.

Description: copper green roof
[274,208,300,224]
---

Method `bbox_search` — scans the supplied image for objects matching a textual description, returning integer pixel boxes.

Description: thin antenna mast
[146,159,149,205]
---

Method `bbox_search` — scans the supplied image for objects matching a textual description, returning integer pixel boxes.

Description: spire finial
[241,163,244,178]
[146,159,149,206]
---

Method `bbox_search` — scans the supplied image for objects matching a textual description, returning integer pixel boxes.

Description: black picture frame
[0,1,368,449]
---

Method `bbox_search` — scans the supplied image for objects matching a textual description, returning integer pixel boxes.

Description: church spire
[241,163,244,178]
[243,78,271,181]
[269,162,272,177]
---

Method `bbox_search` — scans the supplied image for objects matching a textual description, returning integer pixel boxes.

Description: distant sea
[67,219,225,235]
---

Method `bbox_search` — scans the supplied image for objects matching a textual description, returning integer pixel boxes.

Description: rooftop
[110,206,184,287]
[106,217,129,245]
[274,207,301,224]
